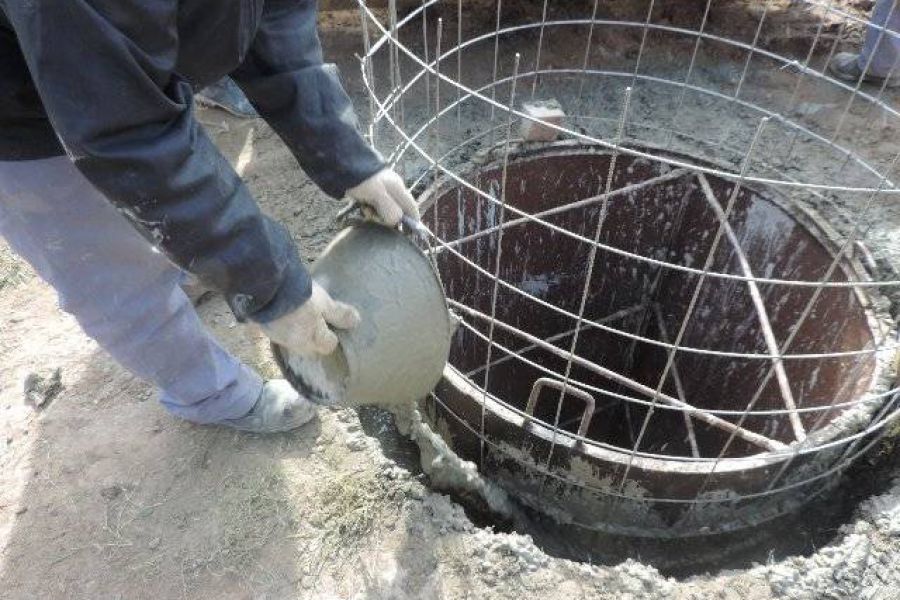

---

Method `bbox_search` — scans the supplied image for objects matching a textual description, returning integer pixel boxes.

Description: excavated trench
[412,142,895,546]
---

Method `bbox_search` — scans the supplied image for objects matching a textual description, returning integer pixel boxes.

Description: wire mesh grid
[354,0,900,535]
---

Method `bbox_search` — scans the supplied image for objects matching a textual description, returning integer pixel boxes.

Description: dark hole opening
[426,146,876,459]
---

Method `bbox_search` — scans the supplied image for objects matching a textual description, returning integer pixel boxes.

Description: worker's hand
[347,168,420,227]
[260,282,360,357]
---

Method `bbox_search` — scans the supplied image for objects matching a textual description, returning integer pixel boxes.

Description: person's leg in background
[860,0,900,78]
[0,156,310,430]
[831,0,900,84]
[196,77,258,118]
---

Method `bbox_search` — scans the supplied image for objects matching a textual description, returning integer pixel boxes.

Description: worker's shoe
[220,379,317,433]
[829,52,900,87]
[196,77,259,118]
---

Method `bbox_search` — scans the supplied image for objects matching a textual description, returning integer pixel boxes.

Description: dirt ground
[3,2,900,599]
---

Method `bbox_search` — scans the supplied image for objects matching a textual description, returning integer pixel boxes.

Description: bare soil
[3,3,900,599]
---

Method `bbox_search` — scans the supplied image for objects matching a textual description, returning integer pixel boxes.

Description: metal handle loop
[524,377,596,438]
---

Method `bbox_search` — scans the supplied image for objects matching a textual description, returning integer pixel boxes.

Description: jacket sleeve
[231,0,385,198]
[2,0,311,323]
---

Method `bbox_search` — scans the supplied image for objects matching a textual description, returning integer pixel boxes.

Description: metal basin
[274,223,454,411]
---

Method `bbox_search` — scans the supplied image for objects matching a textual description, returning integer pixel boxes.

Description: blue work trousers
[861,0,900,77]
[0,157,261,423]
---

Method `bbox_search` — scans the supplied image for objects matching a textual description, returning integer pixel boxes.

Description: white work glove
[261,282,361,357]
[347,168,420,227]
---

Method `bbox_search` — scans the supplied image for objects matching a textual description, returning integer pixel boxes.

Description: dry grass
[217,469,296,569]
[0,240,31,292]
[146,468,299,593]
[315,470,384,542]
[304,468,404,575]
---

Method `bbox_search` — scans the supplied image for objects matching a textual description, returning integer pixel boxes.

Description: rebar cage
[354,0,900,536]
